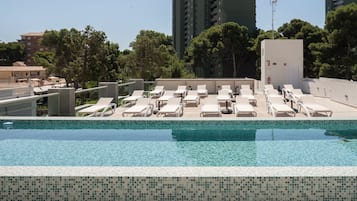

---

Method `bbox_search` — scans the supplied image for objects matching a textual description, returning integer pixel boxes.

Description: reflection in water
[172,129,258,166]
[0,128,356,142]
[0,128,356,166]
[171,129,256,141]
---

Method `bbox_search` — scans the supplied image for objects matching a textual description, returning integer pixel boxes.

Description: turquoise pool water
[0,120,356,166]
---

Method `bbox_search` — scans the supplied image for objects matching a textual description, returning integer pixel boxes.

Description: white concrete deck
[1,166,357,177]
[111,92,357,119]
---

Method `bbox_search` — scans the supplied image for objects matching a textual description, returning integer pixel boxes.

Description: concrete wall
[302,77,357,108]
[261,39,304,89]
[156,78,256,94]
[99,82,118,104]
[48,88,75,116]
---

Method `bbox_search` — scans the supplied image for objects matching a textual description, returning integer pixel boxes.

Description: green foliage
[32,51,55,75]
[352,64,357,80]
[253,29,284,78]
[41,26,120,87]
[278,19,326,78]
[324,3,357,80]
[118,30,193,80]
[0,42,24,65]
[8,4,355,83]
[186,22,253,78]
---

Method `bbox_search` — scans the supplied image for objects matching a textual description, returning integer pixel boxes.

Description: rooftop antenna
[271,0,277,39]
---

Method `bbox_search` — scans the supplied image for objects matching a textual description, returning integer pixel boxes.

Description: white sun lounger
[267,96,296,117]
[216,89,231,104]
[282,84,294,93]
[197,85,208,97]
[221,85,233,95]
[77,97,116,117]
[157,97,183,117]
[149,86,164,98]
[200,98,221,117]
[298,95,333,117]
[174,85,187,97]
[239,89,257,106]
[287,89,305,104]
[234,97,257,117]
[156,90,175,107]
[183,90,200,106]
[122,90,144,105]
[282,84,295,99]
[122,98,153,117]
[240,85,251,90]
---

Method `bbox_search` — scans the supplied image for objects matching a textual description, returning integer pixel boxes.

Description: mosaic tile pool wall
[1,176,356,200]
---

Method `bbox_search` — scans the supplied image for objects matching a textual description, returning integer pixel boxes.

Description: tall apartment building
[20,32,47,65]
[326,0,357,14]
[173,0,256,77]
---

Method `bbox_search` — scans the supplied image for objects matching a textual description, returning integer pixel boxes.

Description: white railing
[0,87,32,100]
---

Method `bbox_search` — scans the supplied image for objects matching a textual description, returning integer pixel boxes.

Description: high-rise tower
[326,0,357,15]
[173,0,256,59]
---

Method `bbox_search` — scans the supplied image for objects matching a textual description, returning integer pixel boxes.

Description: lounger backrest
[266,89,279,96]
[96,97,114,105]
[241,85,251,90]
[283,84,294,91]
[291,89,303,95]
[167,97,181,105]
[218,89,230,95]
[240,89,253,95]
[221,85,231,90]
[131,90,144,96]
[187,90,198,96]
[197,85,206,90]
[264,85,274,90]
[268,96,285,104]
[135,97,151,105]
[177,85,187,90]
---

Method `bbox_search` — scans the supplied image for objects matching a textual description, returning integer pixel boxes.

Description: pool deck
[1,166,357,177]
[1,95,357,200]
[112,92,357,119]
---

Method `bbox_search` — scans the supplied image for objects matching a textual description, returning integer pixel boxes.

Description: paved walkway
[109,92,357,119]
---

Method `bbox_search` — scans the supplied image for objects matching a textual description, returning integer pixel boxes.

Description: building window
[30,71,40,76]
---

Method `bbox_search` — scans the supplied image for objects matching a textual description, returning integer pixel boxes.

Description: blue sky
[1,0,324,50]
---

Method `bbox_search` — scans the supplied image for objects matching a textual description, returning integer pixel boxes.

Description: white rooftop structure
[261,39,304,89]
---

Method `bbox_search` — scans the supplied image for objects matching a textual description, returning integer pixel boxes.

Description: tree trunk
[346,41,351,80]
[232,52,237,78]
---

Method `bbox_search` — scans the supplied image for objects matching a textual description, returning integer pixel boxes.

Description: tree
[32,51,55,75]
[41,28,83,86]
[186,22,252,78]
[41,26,120,87]
[278,19,326,77]
[121,30,193,80]
[0,42,25,65]
[222,22,252,77]
[252,29,283,79]
[325,3,357,80]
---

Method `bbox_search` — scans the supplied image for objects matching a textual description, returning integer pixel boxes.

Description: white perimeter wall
[302,77,357,108]
[261,39,303,89]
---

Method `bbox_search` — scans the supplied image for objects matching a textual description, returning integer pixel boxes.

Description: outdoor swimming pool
[1,119,357,166]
